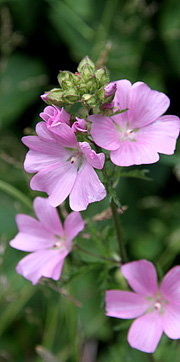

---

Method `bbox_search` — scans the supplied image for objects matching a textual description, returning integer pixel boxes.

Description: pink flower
[104,82,117,98]
[9,197,84,285]
[40,105,71,128]
[90,80,180,166]
[105,260,180,353]
[72,117,87,133]
[22,121,106,211]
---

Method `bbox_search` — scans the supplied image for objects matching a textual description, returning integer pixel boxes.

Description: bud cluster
[42,56,115,109]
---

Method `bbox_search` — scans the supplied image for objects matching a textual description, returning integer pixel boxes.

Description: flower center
[147,294,169,315]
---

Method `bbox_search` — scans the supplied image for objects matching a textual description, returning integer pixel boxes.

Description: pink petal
[89,115,121,150]
[35,122,58,141]
[163,302,180,339]
[128,310,163,353]
[24,149,67,173]
[160,266,180,303]
[30,161,78,207]
[16,249,68,285]
[72,117,87,132]
[112,79,132,128]
[105,290,153,319]
[64,212,84,244]
[128,82,170,129]
[79,142,105,169]
[45,123,77,148]
[136,115,180,155]
[121,260,158,297]
[33,197,64,237]
[110,139,159,167]
[69,161,106,211]
[9,214,55,251]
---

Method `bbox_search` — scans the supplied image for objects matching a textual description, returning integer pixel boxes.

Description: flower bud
[82,93,97,107]
[46,88,64,106]
[95,67,109,86]
[77,56,95,74]
[62,89,80,104]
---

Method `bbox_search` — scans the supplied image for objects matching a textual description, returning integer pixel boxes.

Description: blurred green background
[1,0,180,361]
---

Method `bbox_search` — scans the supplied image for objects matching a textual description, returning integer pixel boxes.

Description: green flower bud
[82,93,97,107]
[58,71,80,91]
[96,87,105,102]
[46,88,64,106]
[95,67,109,86]
[63,89,80,104]
[77,56,95,74]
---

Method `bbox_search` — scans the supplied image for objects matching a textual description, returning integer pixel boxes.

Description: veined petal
[121,260,158,297]
[69,161,106,211]
[160,266,180,303]
[128,82,170,129]
[163,302,180,339]
[9,214,55,251]
[79,142,105,169]
[89,115,121,150]
[112,79,132,128]
[64,212,84,245]
[33,197,64,237]
[136,115,180,155]
[110,139,159,167]
[35,121,58,141]
[30,161,78,207]
[24,149,67,173]
[46,123,77,148]
[16,249,68,285]
[128,310,163,353]
[105,290,153,319]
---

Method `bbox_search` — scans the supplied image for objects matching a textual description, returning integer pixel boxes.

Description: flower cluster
[9,56,180,354]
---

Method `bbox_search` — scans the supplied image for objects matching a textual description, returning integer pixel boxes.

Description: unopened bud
[95,67,109,86]
[77,56,95,74]
[82,93,97,107]
[46,88,64,106]
[63,89,80,104]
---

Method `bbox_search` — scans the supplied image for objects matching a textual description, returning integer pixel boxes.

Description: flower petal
[128,82,170,129]
[9,214,55,251]
[45,123,77,148]
[64,212,84,244]
[128,310,163,353]
[110,139,159,166]
[69,161,106,211]
[136,115,180,155]
[33,197,64,237]
[163,302,180,339]
[79,142,105,169]
[112,79,132,128]
[105,290,153,319]
[89,115,121,150]
[160,266,180,303]
[30,161,78,207]
[16,249,68,285]
[121,260,158,297]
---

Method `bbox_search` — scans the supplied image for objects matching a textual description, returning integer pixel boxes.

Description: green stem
[73,244,120,265]
[110,199,127,264]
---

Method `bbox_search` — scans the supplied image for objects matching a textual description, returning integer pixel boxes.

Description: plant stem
[73,244,120,265]
[110,199,127,264]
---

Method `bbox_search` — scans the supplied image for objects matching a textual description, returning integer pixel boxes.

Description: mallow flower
[9,197,84,285]
[90,80,180,166]
[105,259,180,353]
[39,105,71,128]
[22,121,106,211]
